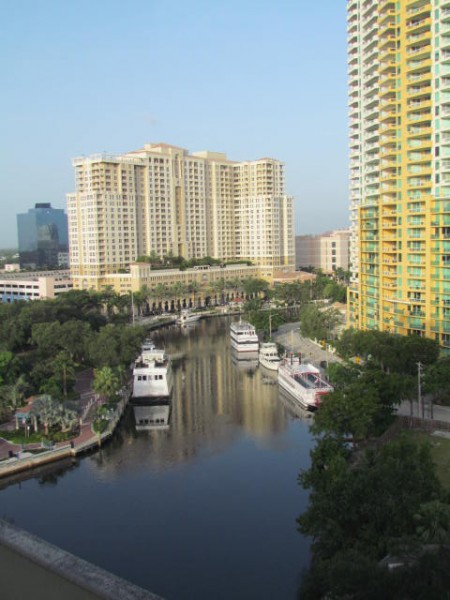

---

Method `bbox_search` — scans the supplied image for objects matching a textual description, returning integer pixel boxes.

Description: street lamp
[131,291,135,327]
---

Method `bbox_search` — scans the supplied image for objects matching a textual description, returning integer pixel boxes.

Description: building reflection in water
[89,317,304,479]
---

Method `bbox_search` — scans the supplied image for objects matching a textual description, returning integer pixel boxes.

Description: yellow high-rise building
[67,143,294,290]
[348,0,450,353]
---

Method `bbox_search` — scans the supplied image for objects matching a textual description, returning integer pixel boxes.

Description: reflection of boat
[278,387,314,420]
[230,320,259,352]
[177,309,201,325]
[132,400,171,431]
[259,342,281,371]
[231,348,258,372]
[132,348,173,398]
[278,355,333,411]
[179,321,199,336]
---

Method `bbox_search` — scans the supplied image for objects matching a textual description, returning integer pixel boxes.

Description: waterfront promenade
[0,372,131,474]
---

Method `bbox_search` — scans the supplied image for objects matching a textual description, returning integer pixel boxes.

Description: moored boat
[230,320,259,352]
[141,337,156,352]
[259,342,281,371]
[278,354,333,411]
[132,347,173,398]
[177,309,201,325]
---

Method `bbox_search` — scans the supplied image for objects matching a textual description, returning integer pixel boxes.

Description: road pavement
[273,322,343,369]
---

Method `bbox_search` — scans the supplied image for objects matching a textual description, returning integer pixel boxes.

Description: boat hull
[277,360,333,411]
[259,357,281,371]
[230,339,259,352]
[230,320,259,353]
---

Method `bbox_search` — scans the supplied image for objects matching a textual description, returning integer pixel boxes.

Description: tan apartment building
[347,0,450,353]
[67,143,295,291]
[295,229,350,272]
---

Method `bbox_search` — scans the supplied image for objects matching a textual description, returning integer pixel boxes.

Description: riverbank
[0,312,322,480]
[0,385,130,479]
[0,311,232,478]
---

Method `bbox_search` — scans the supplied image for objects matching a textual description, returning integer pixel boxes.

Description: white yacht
[141,337,156,352]
[278,354,333,411]
[258,342,281,371]
[177,309,201,325]
[230,320,259,353]
[132,347,173,398]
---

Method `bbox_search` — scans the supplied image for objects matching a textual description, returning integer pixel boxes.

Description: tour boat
[258,342,281,371]
[132,347,173,398]
[141,337,156,352]
[177,309,201,325]
[278,354,333,411]
[230,320,259,352]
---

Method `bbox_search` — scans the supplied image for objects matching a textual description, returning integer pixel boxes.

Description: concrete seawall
[0,519,164,600]
[0,393,129,480]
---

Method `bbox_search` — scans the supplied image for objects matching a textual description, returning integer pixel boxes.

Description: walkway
[273,322,343,369]
[0,371,130,462]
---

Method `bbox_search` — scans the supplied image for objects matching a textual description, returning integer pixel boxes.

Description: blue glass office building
[17,203,69,268]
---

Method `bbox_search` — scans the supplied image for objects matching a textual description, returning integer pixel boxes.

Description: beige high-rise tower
[67,143,295,290]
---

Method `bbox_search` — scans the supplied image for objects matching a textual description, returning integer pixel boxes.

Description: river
[0,316,314,600]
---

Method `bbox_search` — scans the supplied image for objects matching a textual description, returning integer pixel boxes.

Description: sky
[0,0,349,248]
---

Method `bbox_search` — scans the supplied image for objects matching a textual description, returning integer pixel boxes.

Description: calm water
[0,317,314,600]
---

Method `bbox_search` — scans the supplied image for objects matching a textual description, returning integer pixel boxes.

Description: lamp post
[417,361,423,418]
[131,291,135,327]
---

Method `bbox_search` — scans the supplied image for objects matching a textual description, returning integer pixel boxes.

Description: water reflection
[88,318,290,478]
[132,399,171,431]
[230,347,259,373]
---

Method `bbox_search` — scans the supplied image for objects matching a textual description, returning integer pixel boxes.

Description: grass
[402,430,450,489]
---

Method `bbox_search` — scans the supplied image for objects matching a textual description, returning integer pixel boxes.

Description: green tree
[93,366,121,400]
[0,374,29,415]
[187,281,200,307]
[0,351,15,385]
[415,500,450,544]
[52,350,77,399]
[312,382,382,443]
[299,437,441,561]
[241,277,270,299]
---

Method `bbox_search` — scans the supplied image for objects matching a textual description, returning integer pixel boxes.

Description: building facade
[67,143,295,290]
[17,203,68,269]
[347,0,450,352]
[0,270,73,303]
[296,229,350,272]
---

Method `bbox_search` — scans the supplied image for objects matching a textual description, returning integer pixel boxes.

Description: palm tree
[132,288,148,318]
[58,406,79,433]
[0,374,29,413]
[187,281,200,308]
[52,350,76,399]
[99,285,117,318]
[31,395,60,435]
[210,279,226,305]
[415,500,450,544]
[227,277,243,300]
[153,283,170,312]
[93,366,121,400]
[170,282,187,311]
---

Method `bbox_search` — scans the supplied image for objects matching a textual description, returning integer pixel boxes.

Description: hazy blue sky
[0,0,348,248]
